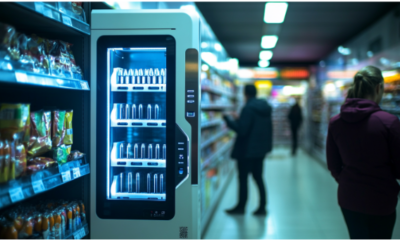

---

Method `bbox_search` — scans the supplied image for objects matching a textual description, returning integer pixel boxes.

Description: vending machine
[90,10,200,238]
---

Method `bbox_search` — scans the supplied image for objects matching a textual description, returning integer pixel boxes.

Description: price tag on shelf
[15,72,28,83]
[32,180,45,194]
[62,16,72,27]
[72,167,81,179]
[61,171,72,183]
[9,187,24,203]
[34,2,44,13]
[80,81,89,90]
[73,227,86,239]
[43,8,53,19]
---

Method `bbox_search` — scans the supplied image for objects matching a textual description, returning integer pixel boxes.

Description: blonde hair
[347,66,383,99]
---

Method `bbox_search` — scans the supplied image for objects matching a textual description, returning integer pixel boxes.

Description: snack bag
[51,110,66,148]
[67,150,84,161]
[0,140,10,182]
[58,41,73,78]
[0,23,17,71]
[28,111,52,157]
[17,33,36,72]
[13,133,27,178]
[53,145,68,165]
[28,157,57,169]
[28,35,50,75]
[46,39,63,77]
[64,110,73,145]
[0,103,30,146]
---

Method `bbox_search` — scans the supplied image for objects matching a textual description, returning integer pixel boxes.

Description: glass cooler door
[97,36,176,219]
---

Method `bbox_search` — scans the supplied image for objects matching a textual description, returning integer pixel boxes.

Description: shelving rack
[0,2,111,239]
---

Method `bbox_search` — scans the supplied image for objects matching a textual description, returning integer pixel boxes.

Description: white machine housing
[90,9,200,239]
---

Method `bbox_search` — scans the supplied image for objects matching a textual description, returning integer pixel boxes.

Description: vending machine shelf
[111,159,166,168]
[111,104,165,127]
[110,176,166,200]
[112,84,166,92]
[111,119,166,128]
[110,67,166,92]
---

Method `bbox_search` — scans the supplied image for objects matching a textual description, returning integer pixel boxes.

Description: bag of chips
[53,144,69,165]
[51,110,66,148]
[0,103,30,146]
[63,110,73,145]
[28,111,51,157]
[13,133,27,178]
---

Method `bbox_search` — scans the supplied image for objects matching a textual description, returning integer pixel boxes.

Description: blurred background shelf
[201,140,234,170]
[201,104,234,111]
[201,130,230,149]
[201,119,224,129]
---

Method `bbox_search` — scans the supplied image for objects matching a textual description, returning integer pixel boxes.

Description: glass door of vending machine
[96,36,176,220]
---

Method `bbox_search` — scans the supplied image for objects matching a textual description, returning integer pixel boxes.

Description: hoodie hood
[340,98,381,123]
[247,98,271,116]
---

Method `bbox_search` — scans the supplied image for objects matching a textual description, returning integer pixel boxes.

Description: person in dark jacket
[223,84,273,215]
[287,97,303,156]
[327,66,400,239]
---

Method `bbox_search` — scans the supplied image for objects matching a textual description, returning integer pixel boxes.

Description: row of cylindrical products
[118,143,166,159]
[115,68,166,85]
[118,172,164,194]
[116,104,161,120]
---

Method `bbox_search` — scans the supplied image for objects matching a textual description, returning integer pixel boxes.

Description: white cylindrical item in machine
[155,68,160,84]
[148,144,153,159]
[119,104,124,119]
[153,174,158,193]
[120,172,124,192]
[147,104,152,120]
[122,69,127,84]
[134,144,139,159]
[155,144,160,159]
[136,172,140,193]
[147,173,151,193]
[125,104,130,119]
[135,69,139,84]
[126,143,132,159]
[138,69,144,84]
[160,174,164,193]
[119,143,124,159]
[163,144,166,159]
[132,104,137,119]
[141,143,146,159]
[128,172,133,193]
[138,104,143,119]
[155,104,160,119]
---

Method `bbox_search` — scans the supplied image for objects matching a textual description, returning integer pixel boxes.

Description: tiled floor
[203,147,400,239]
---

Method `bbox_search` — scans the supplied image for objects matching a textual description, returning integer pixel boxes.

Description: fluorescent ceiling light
[259,50,273,60]
[264,2,288,23]
[201,52,217,66]
[214,43,222,51]
[202,64,209,71]
[201,42,208,48]
[258,60,270,68]
[338,46,351,55]
[261,35,278,49]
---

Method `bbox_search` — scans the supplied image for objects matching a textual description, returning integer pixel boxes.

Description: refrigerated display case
[90,9,200,239]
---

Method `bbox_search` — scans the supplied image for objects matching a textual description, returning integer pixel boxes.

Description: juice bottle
[75,204,81,228]
[13,216,23,232]
[41,214,50,239]
[4,222,18,239]
[49,212,54,233]
[34,213,42,233]
[1,140,10,182]
[53,211,62,239]
[67,206,73,231]
[19,216,33,238]
[79,201,86,223]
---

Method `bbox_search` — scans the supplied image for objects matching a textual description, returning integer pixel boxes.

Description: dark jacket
[288,103,303,129]
[224,98,273,160]
[327,98,400,215]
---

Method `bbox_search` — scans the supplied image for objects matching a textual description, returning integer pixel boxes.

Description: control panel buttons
[186,112,195,117]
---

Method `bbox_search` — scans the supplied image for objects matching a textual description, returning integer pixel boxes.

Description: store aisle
[203,147,400,239]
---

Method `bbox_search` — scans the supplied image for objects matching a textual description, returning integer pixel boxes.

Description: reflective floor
[203,147,400,239]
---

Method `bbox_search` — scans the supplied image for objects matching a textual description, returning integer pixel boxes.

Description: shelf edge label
[62,15,72,26]
[72,167,81,179]
[32,180,46,194]
[61,171,72,182]
[9,187,24,203]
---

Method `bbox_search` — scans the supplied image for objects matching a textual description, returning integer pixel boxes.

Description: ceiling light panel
[261,35,278,49]
[258,60,270,68]
[259,50,273,60]
[264,2,288,24]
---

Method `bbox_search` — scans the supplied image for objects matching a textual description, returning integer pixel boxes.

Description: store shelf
[0,69,90,90]
[201,104,234,111]
[201,140,234,170]
[111,159,166,168]
[201,130,230,149]
[0,2,90,36]
[201,84,235,99]
[112,119,166,128]
[0,160,89,210]
[201,119,223,129]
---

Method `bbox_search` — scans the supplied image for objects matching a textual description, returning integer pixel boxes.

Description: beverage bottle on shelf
[119,143,124,159]
[134,144,139,159]
[132,104,137,119]
[119,104,124,119]
[128,69,133,84]
[147,104,152,120]
[149,68,155,84]
[155,144,160,159]
[136,172,140,193]
[155,68,160,84]
[161,69,166,84]
[128,172,133,193]
[148,144,153,159]
[138,104,143,119]
[140,144,146,159]
[155,104,160,119]
[160,174,164,193]
[125,104,130,119]
[147,173,151,193]
[122,69,127,84]
[145,69,150,84]
[118,69,123,84]
[134,69,139,84]
[126,143,132,159]
[154,174,158,193]
[163,144,166,159]
[138,69,144,84]
[119,172,124,192]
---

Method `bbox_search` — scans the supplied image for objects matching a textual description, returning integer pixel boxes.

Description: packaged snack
[28,111,52,157]
[68,150,85,161]
[28,35,50,75]
[64,110,73,145]
[53,144,68,165]
[59,41,73,79]
[13,133,27,178]
[0,103,30,145]
[52,110,66,148]
[17,33,36,73]
[0,24,16,71]
[0,140,10,182]
[68,45,82,80]
[26,164,45,174]
[46,39,62,77]
[28,157,57,169]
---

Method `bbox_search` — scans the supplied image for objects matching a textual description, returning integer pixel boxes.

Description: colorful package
[53,145,68,165]
[51,110,66,148]
[63,110,73,145]
[28,111,51,157]
[13,133,27,178]
[0,103,30,145]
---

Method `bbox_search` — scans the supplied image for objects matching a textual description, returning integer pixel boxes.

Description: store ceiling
[195,2,398,67]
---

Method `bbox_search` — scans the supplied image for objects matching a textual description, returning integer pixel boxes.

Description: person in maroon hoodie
[327,66,400,239]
